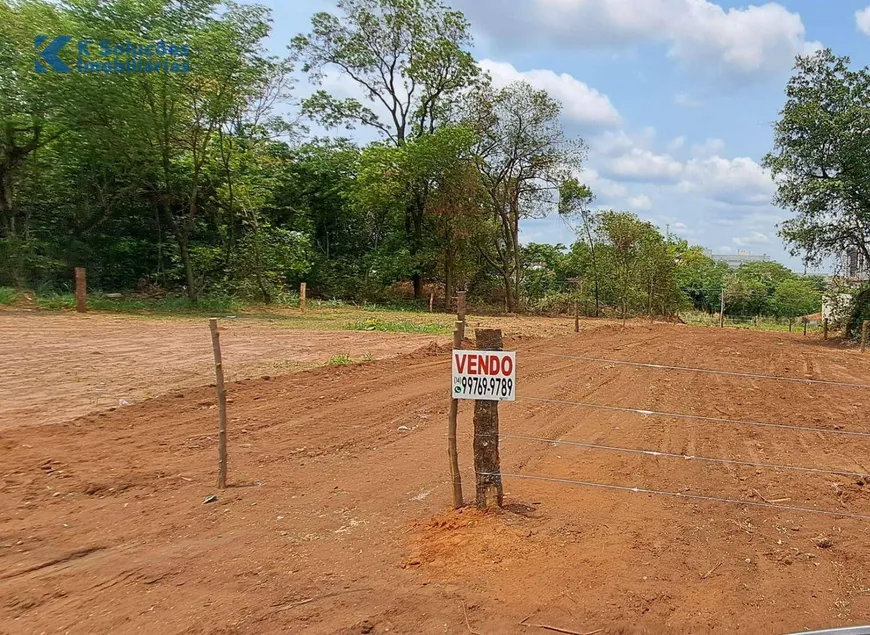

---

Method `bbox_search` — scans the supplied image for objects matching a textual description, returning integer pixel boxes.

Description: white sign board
[452,350,516,401]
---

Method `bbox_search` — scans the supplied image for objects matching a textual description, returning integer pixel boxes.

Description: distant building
[703,249,770,268]
[841,248,869,282]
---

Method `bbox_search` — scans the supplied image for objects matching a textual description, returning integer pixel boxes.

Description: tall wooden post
[428,290,434,313]
[456,291,467,342]
[824,318,829,340]
[719,291,725,328]
[788,318,793,333]
[862,320,869,353]
[447,321,464,509]
[75,267,87,313]
[473,329,503,510]
[299,282,307,311]
[803,317,808,336]
[209,319,228,490]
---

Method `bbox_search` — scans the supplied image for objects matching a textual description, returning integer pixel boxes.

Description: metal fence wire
[477,350,870,521]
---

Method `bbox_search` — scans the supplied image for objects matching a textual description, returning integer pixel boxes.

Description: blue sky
[261,0,870,272]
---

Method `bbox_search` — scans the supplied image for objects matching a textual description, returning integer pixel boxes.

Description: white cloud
[525,0,820,77]
[674,93,702,108]
[478,59,621,126]
[678,156,775,205]
[604,147,684,182]
[628,194,653,210]
[733,231,771,246]
[667,135,687,151]
[597,134,774,206]
[691,138,726,157]
[580,168,629,201]
[592,128,656,157]
[858,6,870,37]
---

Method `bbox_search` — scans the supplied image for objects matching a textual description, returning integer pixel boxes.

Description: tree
[0,0,76,284]
[673,241,729,313]
[468,80,584,312]
[596,211,656,322]
[559,177,600,315]
[774,278,820,328]
[292,0,479,298]
[764,49,870,270]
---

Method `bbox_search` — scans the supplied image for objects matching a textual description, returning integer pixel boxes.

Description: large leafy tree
[764,49,870,270]
[468,80,585,312]
[292,0,479,298]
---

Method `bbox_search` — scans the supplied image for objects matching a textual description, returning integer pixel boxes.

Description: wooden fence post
[473,328,503,510]
[803,317,808,336]
[75,267,87,313]
[862,320,869,353]
[429,290,434,313]
[299,282,307,311]
[447,321,464,509]
[719,291,725,328]
[209,318,228,490]
[824,318,829,340]
[456,291,467,342]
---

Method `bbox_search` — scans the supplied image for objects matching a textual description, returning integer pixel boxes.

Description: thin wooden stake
[75,267,87,313]
[473,328,503,510]
[299,282,307,311]
[862,320,869,353]
[824,318,829,340]
[574,300,580,333]
[209,318,228,489]
[448,321,464,509]
[429,290,434,313]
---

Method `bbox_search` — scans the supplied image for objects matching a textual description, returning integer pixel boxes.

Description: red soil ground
[3,317,870,634]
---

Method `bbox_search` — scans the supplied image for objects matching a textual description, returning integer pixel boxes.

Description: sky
[260,0,870,273]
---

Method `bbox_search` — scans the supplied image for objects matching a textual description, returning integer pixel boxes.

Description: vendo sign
[452,350,516,401]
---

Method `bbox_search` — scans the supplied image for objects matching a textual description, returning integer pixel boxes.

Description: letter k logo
[34,35,73,73]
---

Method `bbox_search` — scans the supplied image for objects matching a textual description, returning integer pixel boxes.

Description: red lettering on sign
[456,353,467,373]
[501,355,513,376]
[456,352,514,377]
[479,355,489,374]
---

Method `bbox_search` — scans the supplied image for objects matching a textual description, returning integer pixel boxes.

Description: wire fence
[474,348,870,522]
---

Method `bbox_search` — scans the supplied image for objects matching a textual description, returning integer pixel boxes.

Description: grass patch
[0,287,19,305]
[346,318,449,334]
[681,311,823,334]
[33,292,241,315]
[327,353,354,366]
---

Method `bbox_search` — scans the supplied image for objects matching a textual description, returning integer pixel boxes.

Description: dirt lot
[3,317,870,634]
[0,312,447,429]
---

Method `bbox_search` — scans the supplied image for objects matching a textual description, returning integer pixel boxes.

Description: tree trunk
[502,267,515,313]
[409,190,426,300]
[178,233,197,301]
[0,169,14,238]
[444,249,454,313]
